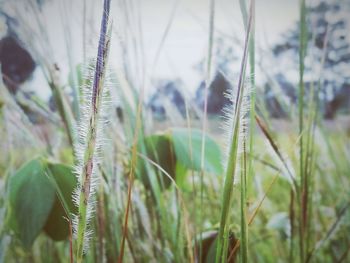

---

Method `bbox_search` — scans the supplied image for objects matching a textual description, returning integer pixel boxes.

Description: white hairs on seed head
[72,18,113,249]
[220,74,251,185]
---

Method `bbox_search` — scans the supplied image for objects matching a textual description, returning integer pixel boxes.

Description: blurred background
[1,0,349,122]
[0,0,349,262]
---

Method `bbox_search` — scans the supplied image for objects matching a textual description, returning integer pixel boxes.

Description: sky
[2,0,299,99]
[140,0,299,94]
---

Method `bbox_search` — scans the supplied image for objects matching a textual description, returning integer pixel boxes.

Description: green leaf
[171,128,223,175]
[44,163,77,241]
[175,162,188,190]
[136,129,223,191]
[7,158,55,248]
[138,134,176,189]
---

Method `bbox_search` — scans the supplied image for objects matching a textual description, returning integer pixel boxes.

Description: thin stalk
[304,80,317,259]
[255,115,297,190]
[117,45,146,263]
[238,1,255,262]
[59,0,80,119]
[221,231,230,263]
[97,180,106,262]
[290,188,296,263]
[299,0,307,261]
[248,172,279,226]
[247,4,255,217]
[83,0,87,66]
[137,152,194,263]
[199,0,215,261]
[75,1,111,262]
[304,22,330,262]
[215,2,253,262]
[240,132,248,263]
[307,202,350,261]
[184,97,197,260]
[49,81,77,151]
[151,0,179,76]
[117,132,138,263]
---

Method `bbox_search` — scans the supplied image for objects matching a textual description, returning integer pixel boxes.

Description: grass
[73,0,111,262]
[199,0,215,261]
[214,1,253,262]
[0,0,349,262]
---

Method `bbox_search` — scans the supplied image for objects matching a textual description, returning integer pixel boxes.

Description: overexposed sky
[3,0,299,99]
[139,0,299,94]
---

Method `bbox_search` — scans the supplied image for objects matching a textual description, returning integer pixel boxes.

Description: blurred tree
[0,35,36,94]
[272,0,350,118]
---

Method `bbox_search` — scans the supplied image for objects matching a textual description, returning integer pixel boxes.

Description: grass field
[0,0,349,262]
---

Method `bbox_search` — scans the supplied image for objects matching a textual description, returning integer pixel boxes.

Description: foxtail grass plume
[73,0,112,262]
[215,1,253,262]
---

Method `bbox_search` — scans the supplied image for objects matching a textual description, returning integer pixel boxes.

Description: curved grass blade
[215,2,253,262]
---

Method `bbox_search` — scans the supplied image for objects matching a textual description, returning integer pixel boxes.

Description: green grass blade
[215,2,253,262]
[238,1,255,261]
[199,0,215,261]
[298,0,307,261]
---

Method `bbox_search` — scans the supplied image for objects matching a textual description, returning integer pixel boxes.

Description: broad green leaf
[137,134,176,189]
[7,158,55,248]
[44,163,77,241]
[136,129,223,191]
[175,162,188,190]
[171,128,223,175]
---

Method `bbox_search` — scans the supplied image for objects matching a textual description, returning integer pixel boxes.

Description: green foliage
[44,163,77,241]
[139,133,176,188]
[7,158,55,248]
[172,128,223,176]
[1,0,349,262]
[137,128,223,190]
[6,158,77,248]
[215,2,253,261]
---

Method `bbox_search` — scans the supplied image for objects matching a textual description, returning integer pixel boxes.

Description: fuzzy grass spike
[215,1,253,262]
[73,0,112,262]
